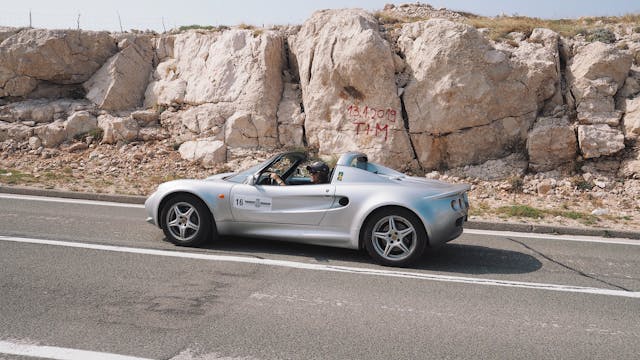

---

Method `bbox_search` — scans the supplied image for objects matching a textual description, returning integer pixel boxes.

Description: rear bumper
[429,214,466,247]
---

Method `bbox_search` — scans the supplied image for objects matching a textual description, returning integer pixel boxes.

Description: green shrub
[586,28,616,43]
[507,175,524,193]
[88,128,103,142]
[497,205,544,218]
[178,24,215,32]
[575,179,594,191]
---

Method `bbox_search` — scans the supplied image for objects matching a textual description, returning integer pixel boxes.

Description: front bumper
[144,191,160,227]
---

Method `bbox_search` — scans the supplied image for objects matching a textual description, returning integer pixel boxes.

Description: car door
[230,183,336,226]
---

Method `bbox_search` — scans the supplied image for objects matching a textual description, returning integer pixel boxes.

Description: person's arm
[270,173,286,186]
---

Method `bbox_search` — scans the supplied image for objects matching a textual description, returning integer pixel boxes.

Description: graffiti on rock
[346,104,397,142]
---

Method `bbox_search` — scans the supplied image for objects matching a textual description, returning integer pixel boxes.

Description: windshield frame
[222,152,308,184]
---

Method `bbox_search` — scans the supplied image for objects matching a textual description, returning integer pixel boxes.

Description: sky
[1,0,639,32]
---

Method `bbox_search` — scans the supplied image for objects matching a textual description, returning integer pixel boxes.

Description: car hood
[205,172,235,181]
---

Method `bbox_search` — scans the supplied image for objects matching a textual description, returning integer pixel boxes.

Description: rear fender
[351,198,433,249]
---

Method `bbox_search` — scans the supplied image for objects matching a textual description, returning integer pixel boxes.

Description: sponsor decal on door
[233,195,272,211]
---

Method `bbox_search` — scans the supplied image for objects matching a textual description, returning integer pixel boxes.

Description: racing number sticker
[233,195,272,211]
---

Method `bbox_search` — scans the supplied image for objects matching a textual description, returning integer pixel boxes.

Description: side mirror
[245,173,259,186]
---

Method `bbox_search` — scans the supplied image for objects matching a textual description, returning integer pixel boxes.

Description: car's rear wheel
[363,208,427,267]
[160,194,212,247]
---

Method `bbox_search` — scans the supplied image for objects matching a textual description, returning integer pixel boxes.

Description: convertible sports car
[145,151,470,266]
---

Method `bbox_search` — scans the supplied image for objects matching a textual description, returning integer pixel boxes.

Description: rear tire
[363,208,427,267]
[160,194,213,247]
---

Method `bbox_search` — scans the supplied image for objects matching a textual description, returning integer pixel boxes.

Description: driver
[270,161,330,186]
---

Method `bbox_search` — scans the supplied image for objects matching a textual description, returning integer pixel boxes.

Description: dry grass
[375,9,640,41]
[467,14,640,41]
[238,23,255,30]
[494,204,601,226]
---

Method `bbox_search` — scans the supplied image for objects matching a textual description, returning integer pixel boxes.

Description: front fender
[145,180,233,227]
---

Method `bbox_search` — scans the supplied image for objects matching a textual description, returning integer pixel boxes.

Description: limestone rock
[28,136,41,150]
[398,19,558,169]
[527,117,577,172]
[64,111,98,140]
[0,75,38,97]
[153,35,175,62]
[0,29,117,98]
[616,68,640,106]
[443,113,536,168]
[225,112,258,148]
[0,99,93,123]
[138,127,169,142]
[178,138,226,167]
[623,97,640,140]
[34,120,66,147]
[292,9,414,166]
[0,121,33,142]
[131,109,160,127]
[160,103,229,142]
[448,153,528,181]
[145,29,284,148]
[277,82,305,148]
[66,142,89,152]
[569,42,632,91]
[577,124,625,159]
[84,38,153,111]
[0,27,22,43]
[29,104,55,123]
[98,114,139,144]
[568,42,633,125]
[537,178,557,195]
[620,149,640,179]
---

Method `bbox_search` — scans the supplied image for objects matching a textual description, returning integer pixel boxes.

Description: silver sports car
[145,151,470,266]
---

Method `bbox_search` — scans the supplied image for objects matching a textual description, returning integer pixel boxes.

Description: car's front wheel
[160,194,213,247]
[363,208,427,267]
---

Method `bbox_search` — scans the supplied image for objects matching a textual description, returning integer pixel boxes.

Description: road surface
[1,193,639,359]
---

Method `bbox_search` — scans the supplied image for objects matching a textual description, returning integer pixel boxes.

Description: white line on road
[464,229,640,246]
[1,235,639,299]
[0,193,145,208]
[0,340,152,360]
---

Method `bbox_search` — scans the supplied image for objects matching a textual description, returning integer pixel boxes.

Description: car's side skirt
[216,221,355,249]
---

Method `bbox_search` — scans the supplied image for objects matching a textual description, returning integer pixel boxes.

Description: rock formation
[0,29,117,97]
[398,21,559,169]
[292,9,415,167]
[144,29,284,154]
[1,5,640,177]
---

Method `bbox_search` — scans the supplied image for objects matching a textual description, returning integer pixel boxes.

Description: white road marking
[1,235,639,299]
[464,228,640,246]
[0,339,152,360]
[0,193,145,208]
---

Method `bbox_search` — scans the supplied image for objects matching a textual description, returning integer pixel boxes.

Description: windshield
[224,162,265,183]
[222,152,307,184]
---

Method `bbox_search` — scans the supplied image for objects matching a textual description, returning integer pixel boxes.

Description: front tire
[160,194,213,247]
[363,208,427,267]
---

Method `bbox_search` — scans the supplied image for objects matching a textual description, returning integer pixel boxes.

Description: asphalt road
[1,194,639,360]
